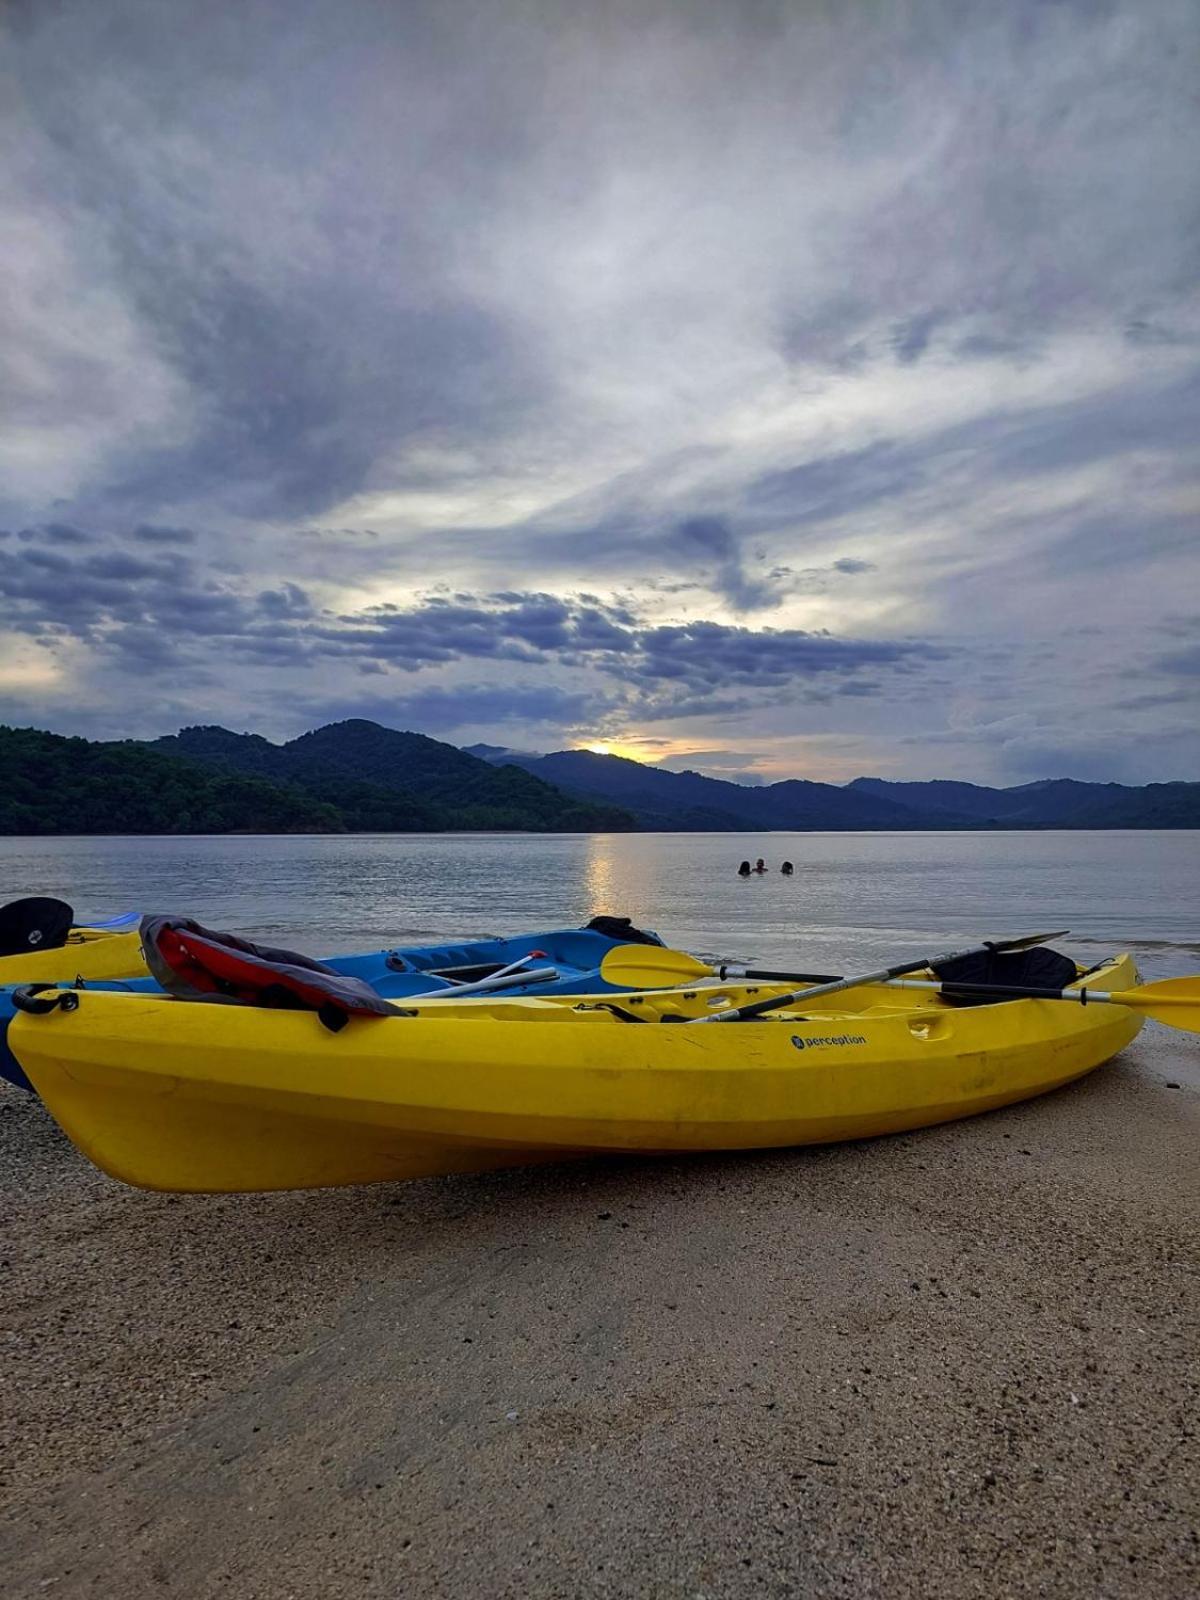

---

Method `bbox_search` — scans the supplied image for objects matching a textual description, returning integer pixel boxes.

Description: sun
[577,739,643,761]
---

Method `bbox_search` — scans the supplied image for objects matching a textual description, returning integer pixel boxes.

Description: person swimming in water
[753,858,766,874]
[737,860,752,876]
[781,860,794,875]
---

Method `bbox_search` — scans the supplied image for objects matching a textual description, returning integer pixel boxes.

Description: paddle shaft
[599,945,834,989]
[703,932,1068,1023]
[880,977,1172,1010]
[412,964,559,999]
[721,966,838,984]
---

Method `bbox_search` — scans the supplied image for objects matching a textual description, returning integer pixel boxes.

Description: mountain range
[0,722,632,835]
[146,723,632,832]
[468,746,1200,830]
[1,719,1196,835]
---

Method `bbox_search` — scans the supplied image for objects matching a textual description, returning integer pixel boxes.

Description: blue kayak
[0,922,659,1094]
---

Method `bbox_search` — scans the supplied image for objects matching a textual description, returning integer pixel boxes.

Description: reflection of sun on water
[583,833,621,910]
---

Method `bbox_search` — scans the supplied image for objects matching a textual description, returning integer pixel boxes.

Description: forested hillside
[0,727,342,835]
[149,721,634,832]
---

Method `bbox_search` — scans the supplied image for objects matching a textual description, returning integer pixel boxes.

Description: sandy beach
[2,1027,1196,1600]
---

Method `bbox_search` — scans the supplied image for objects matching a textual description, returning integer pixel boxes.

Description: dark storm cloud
[294,594,938,702]
[311,593,633,671]
[527,497,881,605]
[890,313,943,366]
[296,682,603,736]
[15,523,96,545]
[105,286,531,520]
[624,621,935,691]
[131,524,197,545]
[1155,643,1200,677]
[0,535,936,717]
[673,517,774,612]
[0,542,312,680]
[256,583,314,620]
[1124,317,1198,348]
[1115,689,1200,711]
[622,688,761,723]
[743,444,922,531]
[0,547,181,638]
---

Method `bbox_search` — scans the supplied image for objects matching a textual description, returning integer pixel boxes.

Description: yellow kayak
[0,927,146,986]
[8,954,1142,1194]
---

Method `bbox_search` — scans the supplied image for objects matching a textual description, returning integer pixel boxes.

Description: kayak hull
[0,929,146,987]
[9,955,1143,1193]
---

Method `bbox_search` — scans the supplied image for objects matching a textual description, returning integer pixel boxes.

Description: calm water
[1,831,1196,980]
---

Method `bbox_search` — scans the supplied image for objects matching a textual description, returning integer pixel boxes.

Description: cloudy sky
[2,0,1197,784]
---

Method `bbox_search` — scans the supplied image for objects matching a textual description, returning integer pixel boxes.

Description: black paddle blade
[991,930,1069,951]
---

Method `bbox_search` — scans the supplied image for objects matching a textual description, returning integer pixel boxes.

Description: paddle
[693,931,1070,1023]
[412,964,560,999]
[599,945,837,989]
[874,975,1200,1034]
[445,953,538,988]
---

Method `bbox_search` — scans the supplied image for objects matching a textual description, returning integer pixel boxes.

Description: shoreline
[1,1026,1196,1597]
[3,825,1200,839]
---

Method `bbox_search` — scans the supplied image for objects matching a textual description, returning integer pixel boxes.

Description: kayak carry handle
[12,985,81,1016]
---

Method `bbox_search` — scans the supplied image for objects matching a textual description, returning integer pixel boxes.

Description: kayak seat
[932,945,1077,1001]
[585,915,663,947]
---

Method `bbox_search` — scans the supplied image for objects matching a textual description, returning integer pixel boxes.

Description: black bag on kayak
[932,944,1077,999]
[140,914,405,1029]
[0,897,74,958]
[585,915,664,947]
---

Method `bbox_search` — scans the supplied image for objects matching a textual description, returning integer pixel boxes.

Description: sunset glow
[579,740,645,762]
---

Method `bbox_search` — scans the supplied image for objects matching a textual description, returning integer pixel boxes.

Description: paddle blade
[994,929,1070,952]
[1127,976,1200,1035]
[600,944,716,988]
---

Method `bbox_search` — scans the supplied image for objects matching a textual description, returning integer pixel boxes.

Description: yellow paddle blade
[1121,976,1200,1035]
[599,944,717,988]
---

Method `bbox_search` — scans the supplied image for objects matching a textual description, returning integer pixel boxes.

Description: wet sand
[1,1028,1196,1599]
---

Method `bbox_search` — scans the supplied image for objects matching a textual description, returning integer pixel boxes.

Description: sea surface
[1,830,1196,979]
